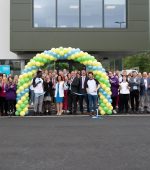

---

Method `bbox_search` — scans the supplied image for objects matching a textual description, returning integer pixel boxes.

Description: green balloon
[42,58,48,63]
[24,100,28,105]
[20,104,25,109]
[108,110,112,115]
[95,75,99,80]
[103,107,108,112]
[15,111,20,116]
[18,107,22,112]
[100,103,105,107]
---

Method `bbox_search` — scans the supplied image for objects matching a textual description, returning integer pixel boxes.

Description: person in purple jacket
[5,77,16,116]
[109,72,119,114]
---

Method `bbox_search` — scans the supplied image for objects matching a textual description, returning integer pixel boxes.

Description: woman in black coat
[43,76,53,115]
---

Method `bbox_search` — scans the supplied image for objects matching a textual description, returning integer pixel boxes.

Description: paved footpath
[0,115,150,170]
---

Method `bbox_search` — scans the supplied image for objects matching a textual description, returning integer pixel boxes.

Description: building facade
[0,0,150,74]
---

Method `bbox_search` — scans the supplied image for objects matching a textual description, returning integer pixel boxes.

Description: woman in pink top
[0,74,7,116]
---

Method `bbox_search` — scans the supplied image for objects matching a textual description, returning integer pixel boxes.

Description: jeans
[30,90,35,104]
[34,93,44,113]
[7,100,16,115]
[79,94,89,112]
[140,92,150,112]
[119,94,129,112]
[68,91,77,113]
[111,96,118,110]
[88,94,97,112]
[0,97,7,116]
[130,90,139,111]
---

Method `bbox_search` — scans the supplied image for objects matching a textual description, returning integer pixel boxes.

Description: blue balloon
[26,68,31,72]
[32,66,37,70]
[109,99,112,103]
[92,66,97,70]
[76,48,80,52]
[68,51,74,55]
[56,54,60,59]
[88,66,92,69]
[64,54,68,59]
[17,94,21,98]
[107,95,111,99]
[101,68,106,72]
[99,88,103,93]
[44,50,48,54]
[25,88,29,93]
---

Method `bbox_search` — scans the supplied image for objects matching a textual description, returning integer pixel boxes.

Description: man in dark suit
[68,71,79,114]
[79,70,89,114]
[140,72,150,113]
[129,71,141,113]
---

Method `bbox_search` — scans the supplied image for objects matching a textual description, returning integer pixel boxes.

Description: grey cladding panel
[129,0,148,5]
[12,21,32,31]
[12,20,148,32]
[12,0,32,3]
[12,3,32,20]
[10,0,150,51]
[127,21,148,32]
[11,32,148,51]
[128,4,149,21]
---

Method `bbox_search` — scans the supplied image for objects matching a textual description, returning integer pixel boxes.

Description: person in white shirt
[119,76,130,113]
[33,70,44,116]
[86,72,100,115]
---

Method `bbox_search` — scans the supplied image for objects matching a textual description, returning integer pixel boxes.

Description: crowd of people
[30,69,99,116]
[0,69,150,116]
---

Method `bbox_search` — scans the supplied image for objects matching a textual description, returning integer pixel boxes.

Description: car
[121,69,138,75]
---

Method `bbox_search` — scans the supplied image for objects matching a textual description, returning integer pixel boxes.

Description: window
[104,0,126,28]
[33,0,127,28]
[33,0,56,27]
[57,0,79,28]
[81,0,103,28]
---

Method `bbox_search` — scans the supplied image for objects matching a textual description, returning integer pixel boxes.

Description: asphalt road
[0,115,150,170]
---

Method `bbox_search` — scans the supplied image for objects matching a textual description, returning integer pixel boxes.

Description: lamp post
[115,21,126,28]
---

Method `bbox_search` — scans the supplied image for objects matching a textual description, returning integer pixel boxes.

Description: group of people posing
[30,69,150,116]
[110,71,150,114]
[0,74,18,116]
[30,69,99,116]
[0,69,150,116]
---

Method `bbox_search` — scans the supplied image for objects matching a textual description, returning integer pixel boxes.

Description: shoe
[60,110,64,115]
[79,111,83,114]
[34,112,39,116]
[113,110,117,114]
[130,110,134,114]
[89,112,94,116]
[135,110,139,114]
[57,112,62,116]
[140,110,144,114]
[56,112,60,116]
[8,111,13,116]
[72,111,77,115]
[68,110,72,115]
[39,112,43,116]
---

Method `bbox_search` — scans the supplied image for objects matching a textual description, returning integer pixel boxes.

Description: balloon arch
[16,47,113,116]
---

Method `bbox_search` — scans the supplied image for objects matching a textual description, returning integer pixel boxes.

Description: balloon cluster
[16,47,112,116]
